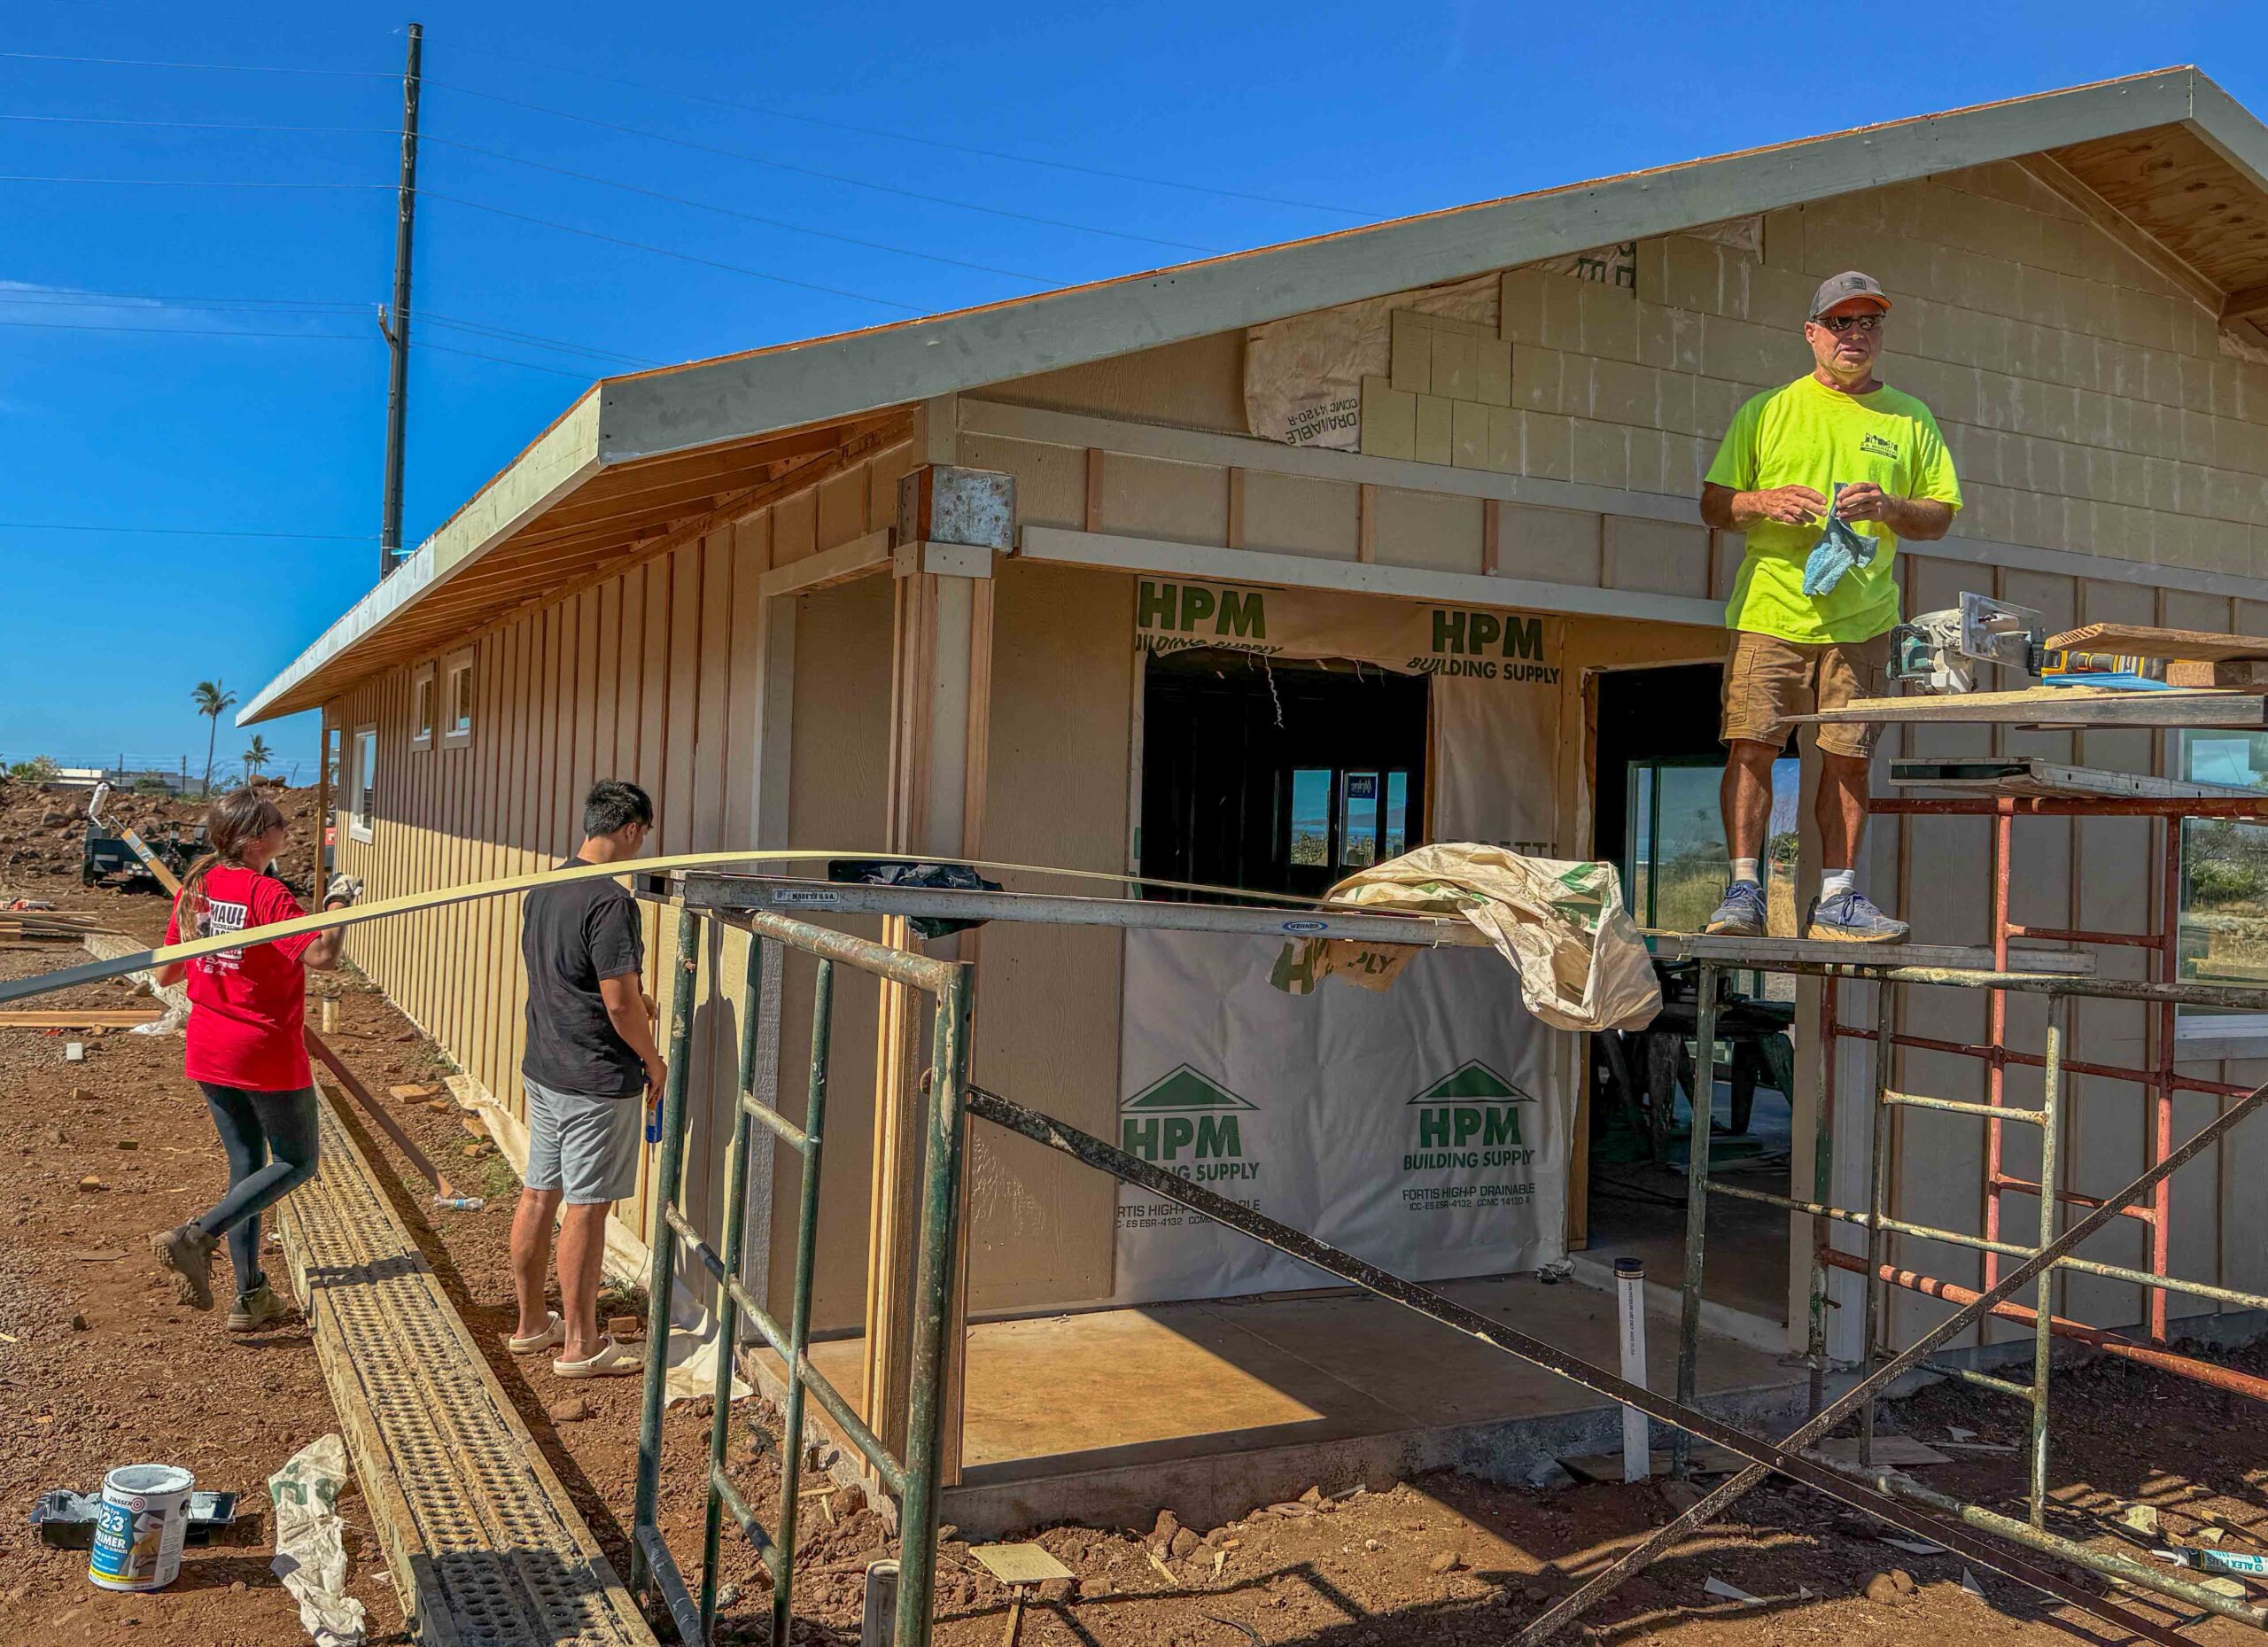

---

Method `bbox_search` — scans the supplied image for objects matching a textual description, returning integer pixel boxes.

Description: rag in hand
[1799,481,1876,597]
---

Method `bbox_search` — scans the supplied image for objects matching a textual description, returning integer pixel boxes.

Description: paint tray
[29,1488,239,1549]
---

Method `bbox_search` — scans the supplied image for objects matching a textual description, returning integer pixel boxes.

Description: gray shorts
[524,1076,643,1205]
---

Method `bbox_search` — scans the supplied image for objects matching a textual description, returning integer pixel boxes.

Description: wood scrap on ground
[0,1007,161,1029]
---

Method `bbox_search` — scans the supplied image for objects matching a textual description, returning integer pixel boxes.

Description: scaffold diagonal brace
[966,1083,2266,1646]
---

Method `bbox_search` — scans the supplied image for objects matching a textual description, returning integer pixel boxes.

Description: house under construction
[244,66,2268,1534]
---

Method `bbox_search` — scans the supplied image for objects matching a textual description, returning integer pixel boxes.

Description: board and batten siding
[327,437,915,1287]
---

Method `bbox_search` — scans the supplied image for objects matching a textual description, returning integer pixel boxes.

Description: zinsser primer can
[89,1464,195,1591]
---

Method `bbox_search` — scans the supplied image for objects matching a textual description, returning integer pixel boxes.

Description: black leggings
[191,1083,321,1297]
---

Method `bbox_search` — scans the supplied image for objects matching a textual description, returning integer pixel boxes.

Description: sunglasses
[1814,312,1883,334]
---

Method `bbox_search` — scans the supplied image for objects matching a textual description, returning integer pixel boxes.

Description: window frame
[409,661,437,751]
[440,647,475,749]
[2173,729,2268,1046]
[349,725,377,843]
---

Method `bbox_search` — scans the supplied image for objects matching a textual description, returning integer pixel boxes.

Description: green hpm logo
[1122,1065,1259,1183]
[1137,580,1267,641]
[1422,610,1557,683]
[1404,1060,1539,1170]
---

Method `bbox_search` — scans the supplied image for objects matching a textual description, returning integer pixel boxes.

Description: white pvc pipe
[1616,1257,1650,1481]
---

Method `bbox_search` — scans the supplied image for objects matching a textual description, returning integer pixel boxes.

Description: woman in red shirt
[148,789,355,1331]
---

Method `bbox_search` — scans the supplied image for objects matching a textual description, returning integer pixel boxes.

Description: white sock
[1821,868,1856,900]
[1729,858,1760,886]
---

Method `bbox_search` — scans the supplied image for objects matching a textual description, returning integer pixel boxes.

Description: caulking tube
[1616,1257,1649,1481]
[2155,1547,2268,1577]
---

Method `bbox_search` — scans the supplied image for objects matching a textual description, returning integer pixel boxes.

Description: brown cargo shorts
[1720,629,1891,760]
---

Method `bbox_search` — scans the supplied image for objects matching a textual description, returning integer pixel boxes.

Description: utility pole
[378,21,423,581]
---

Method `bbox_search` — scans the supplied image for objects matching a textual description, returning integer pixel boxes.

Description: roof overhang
[246,65,2268,725]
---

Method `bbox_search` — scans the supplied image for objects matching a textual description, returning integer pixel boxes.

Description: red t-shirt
[165,866,316,1092]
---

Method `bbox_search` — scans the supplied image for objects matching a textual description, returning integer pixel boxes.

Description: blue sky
[2,1,2260,781]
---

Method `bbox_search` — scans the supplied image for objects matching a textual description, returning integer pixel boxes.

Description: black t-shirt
[521,858,646,1098]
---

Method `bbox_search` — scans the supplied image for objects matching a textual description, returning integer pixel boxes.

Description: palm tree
[192,680,237,797]
[243,734,274,783]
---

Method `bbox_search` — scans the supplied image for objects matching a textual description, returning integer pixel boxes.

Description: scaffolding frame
[660,872,2268,1644]
[1872,789,2268,1343]
[627,904,973,1647]
[1660,942,2268,1642]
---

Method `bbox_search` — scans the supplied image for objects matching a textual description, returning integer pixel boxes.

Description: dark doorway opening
[1584,659,1791,1328]
[1140,649,1429,900]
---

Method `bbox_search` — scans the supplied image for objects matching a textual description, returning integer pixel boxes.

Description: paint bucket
[88,1464,195,1591]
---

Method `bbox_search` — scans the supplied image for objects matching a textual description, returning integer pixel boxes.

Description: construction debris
[268,1433,368,1647]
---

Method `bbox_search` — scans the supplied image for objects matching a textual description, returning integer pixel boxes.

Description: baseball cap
[1809,271,1891,320]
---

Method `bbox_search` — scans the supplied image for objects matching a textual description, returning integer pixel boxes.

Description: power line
[418,190,924,311]
[421,132,1053,284]
[436,37,1376,220]
[0,113,396,137]
[0,116,1051,288]
[0,316,370,340]
[0,43,1343,229]
[0,49,392,77]
[417,314,657,368]
[0,520,378,541]
[0,173,389,190]
[0,287,656,366]
[0,287,366,313]
[0,315,614,377]
[0,177,954,312]
[3,44,1234,252]
[416,340,590,379]
[423,78,1223,255]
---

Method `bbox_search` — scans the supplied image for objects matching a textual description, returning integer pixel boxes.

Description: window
[349,726,377,843]
[441,648,475,748]
[410,662,436,750]
[1140,649,1428,899]
[1624,755,1799,933]
[2178,732,2268,1038]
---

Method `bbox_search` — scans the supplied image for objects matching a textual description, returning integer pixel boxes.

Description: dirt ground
[0,784,401,1646]
[4,778,2268,1646]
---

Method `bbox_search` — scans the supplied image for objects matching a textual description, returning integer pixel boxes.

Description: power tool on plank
[1888,592,2163,694]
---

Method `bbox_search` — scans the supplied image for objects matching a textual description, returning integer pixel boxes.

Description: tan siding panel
[774,574,893,1331]
[967,561,1132,1309]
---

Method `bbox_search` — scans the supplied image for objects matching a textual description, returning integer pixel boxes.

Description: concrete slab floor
[796,1271,1790,1472]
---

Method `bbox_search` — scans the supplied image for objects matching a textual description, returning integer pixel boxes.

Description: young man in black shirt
[507,779,664,1378]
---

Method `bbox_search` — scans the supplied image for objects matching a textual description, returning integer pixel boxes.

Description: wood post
[866,396,993,1490]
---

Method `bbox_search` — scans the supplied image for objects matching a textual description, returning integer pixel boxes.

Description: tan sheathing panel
[962,433,1083,532]
[964,561,1135,1310]
[1239,470,1362,561]
[989,329,1248,435]
[1093,453,1231,546]
[772,573,893,1331]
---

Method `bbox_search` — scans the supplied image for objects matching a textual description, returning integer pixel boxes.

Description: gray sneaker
[151,1224,221,1310]
[226,1281,293,1333]
[1703,881,1767,937]
[1806,890,1910,944]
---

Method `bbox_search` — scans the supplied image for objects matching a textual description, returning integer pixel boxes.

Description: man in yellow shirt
[1697,271,1962,942]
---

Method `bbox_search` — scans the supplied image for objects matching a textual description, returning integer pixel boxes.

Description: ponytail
[174,789,286,940]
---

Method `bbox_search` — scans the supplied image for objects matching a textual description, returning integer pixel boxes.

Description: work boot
[151,1223,221,1310]
[1702,881,1767,937]
[1806,890,1909,944]
[226,1281,292,1333]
